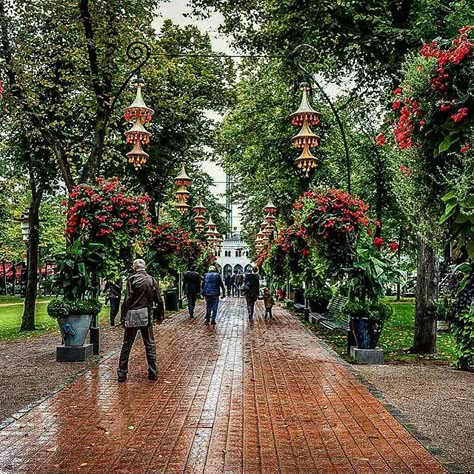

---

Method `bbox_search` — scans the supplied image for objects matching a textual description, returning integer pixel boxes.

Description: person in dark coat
[117,259,163,383]
[201,265,225,324]
[234,271,244,297]
[230,273,236,296]
[244,266,260,320]
[183,264,201,318]
[105,279,122,327]
[224,273,232,297]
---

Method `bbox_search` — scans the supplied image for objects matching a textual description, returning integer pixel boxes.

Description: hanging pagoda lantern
[291,82,319,177]
[174,162,192,214]
[205,216,219,245]
[123,77,154,169]
[193,198,207,232]
[263,197,277,215]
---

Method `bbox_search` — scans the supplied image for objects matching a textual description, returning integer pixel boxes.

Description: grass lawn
[309,300,457,365]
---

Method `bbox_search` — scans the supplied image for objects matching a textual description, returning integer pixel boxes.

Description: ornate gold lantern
[174,162,192,214]
[123,77,154,169]
[291,82,319,176]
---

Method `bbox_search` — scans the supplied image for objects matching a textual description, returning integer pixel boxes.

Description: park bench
[294,302,305,313]
[310,294,355,353]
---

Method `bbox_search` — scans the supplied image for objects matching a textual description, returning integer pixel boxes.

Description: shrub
[47,297,102,319]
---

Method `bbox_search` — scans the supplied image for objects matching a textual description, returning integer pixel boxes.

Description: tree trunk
[20,187,44,332]
[412,236,438,353]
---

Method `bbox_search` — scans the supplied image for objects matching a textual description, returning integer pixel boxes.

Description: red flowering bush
[385,27,473,157]
[293,188,370,272]
[65,177,151,242]
[64,177,152,279]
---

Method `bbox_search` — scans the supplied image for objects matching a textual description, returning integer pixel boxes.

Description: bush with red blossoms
[65,177,151,242]
[293,188,370,272]
[64,177,152,278]
[386,27,473,158]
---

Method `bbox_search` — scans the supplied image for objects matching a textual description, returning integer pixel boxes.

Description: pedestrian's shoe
[117,374,127,383]
[205,318,210,324]
[148,373,158,381]
[211,319,216,325]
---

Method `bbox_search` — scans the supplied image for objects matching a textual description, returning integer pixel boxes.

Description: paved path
[0,299,446,473]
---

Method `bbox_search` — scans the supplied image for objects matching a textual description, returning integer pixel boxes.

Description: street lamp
[123,77,154,169]
[291,82,319,177]
[174,162,192,214]
[18,210,30,242]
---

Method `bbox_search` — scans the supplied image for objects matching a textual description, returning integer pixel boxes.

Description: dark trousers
[109,297,121,325]
[226,285,232,297]
[235,284,241,297]
[187,294,198,317]
[265,307,273,319]
[246,297,257,319]
[118,324,157,378]
[205,295,219,321]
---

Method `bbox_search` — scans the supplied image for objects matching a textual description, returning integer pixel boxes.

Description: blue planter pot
[58,314,93,346]
[351,317,383,349]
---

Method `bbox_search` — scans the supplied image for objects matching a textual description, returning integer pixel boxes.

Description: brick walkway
[0,299,446,473]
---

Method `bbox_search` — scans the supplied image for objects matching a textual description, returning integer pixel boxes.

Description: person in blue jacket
[201,265,225,324]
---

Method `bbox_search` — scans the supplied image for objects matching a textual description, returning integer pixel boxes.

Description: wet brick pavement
[0,299,446,473]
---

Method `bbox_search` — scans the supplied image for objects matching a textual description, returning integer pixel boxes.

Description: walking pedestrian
[201,265,225,325]
[117,259,163,383]
[263,287,275,319]
[243,266,260,320]
[224,273,232,297]
[230,273,235,296]
[234,271,244,297]
[105,279,122,327]
[183,264,201,318]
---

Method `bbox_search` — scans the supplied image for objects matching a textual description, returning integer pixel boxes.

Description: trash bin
[163,288,178,311]
[294,287,305,306]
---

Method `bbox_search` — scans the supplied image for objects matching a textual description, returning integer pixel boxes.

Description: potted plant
[48,297,101,346]
[341,300,392,349]
[343,237,403,349]
[305,284,333,313]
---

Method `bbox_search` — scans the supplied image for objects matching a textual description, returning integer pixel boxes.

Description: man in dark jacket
[224,273,232,297]
[201,265,225,324]
[234,271,244,297]
[105,279,122,327]
[117,259,163,383]
[244,266,260,320]
[183,264,201,318]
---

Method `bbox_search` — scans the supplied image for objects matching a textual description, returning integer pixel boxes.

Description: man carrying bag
[117,259,164,383]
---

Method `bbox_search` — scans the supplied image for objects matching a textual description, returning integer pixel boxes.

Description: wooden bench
[310,295,355,353]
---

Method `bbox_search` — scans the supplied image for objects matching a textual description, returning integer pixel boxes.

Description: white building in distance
[216,231,253,277]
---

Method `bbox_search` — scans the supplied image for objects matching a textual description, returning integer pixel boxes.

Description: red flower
[393,87,403,96]
[451,107,468,123]
[388,242,399,252]
[373,237,384,248]
[302,248,310,257]
[460,141,471,154]
[400,165,411,177]
[439,103,451,112]
[376,133,387,146]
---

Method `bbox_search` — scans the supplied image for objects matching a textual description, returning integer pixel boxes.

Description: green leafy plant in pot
[343,237,403,349]
[47,240,104,346]
[305,284,333,313]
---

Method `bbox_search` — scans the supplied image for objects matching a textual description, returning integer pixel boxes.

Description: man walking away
[105,279,122,327]
[183,264,201,318]
[230,273,236,296]
[117,259,163,383]
[244,267,260,320]
[234,271,244,297]
[201,265,225,324]
[224,273,232,297]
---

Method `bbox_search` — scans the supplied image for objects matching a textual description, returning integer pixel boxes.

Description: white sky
[153,1,242,231]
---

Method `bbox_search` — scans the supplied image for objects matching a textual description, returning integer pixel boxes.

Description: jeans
[246,297,257,319]
[187,294,197,317]
[118,323,157,378]
[205,295,219,321]
[109,297,121,326]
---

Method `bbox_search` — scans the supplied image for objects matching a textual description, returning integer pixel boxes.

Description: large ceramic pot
[57,314,93,346]
[351,317,383,349]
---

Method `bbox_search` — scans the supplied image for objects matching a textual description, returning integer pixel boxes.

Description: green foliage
[52,239,106,301]
[305,284,332,312]
[47,297,102,319]
[341,299,393,323]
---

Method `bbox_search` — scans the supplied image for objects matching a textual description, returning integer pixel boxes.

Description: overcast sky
[152,1,243,231]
